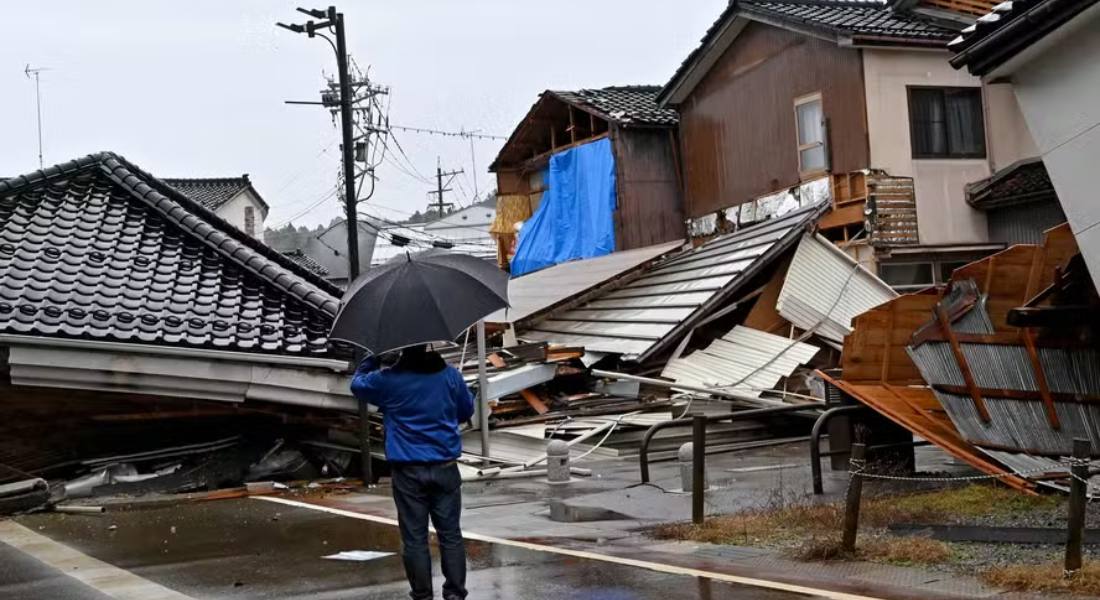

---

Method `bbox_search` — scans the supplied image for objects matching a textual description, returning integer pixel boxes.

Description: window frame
[244,206,256,236]
[906,86,988,160]
[794,92,827,178]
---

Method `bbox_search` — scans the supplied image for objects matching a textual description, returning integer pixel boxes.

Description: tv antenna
[25,65,50,168]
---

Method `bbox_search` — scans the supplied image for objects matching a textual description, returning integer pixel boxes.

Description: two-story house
[659,0,1065,291]
[164,175,270,242]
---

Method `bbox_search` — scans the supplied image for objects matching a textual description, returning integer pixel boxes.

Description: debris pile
[823,224,1100,496]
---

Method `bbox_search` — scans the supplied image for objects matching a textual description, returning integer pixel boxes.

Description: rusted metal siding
[678,22,869,219]
[611,127,685,250]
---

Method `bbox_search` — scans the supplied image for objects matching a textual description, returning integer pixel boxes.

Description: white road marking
[0,520,196,600]
[256,496,888,600]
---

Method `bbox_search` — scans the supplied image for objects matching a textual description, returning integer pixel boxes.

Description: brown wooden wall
[679,22,870,219]
[612,126,685,250]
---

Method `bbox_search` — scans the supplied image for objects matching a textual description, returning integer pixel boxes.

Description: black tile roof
[743,1,959,41]
[281,250,330,277]
[966,158,1057,209]
[164,176,269,214]
[949,0,1100,76]
[551,86,679,127]
[660,0,960,105]
[0,153,344,356]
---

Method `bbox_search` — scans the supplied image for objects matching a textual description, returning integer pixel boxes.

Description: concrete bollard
[546,440,571,485]
[678,442,707,492]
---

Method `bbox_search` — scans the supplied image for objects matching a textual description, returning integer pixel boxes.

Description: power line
[267,186,339,229]
[388,131,434,183]
[389,124,507,141]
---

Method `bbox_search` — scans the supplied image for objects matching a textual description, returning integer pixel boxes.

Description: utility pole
[278,6,366,279]
[279,6,385,488]
[430,163,463,220]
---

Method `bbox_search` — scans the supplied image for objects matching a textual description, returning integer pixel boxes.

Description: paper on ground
[322,550,394,562]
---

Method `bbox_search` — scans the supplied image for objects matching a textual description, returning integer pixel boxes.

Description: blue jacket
[350,355,475,463]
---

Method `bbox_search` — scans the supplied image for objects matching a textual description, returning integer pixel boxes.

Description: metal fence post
[842,443,867,553]
[1065,438,1090,576]
[692,415,706,525]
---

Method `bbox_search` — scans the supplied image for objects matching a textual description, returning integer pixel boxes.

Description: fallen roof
[949,0,1100,76]
[660,0,960,106]
[662,326,820,401]
[486,241,684,326]
[163,176,269,215]
[521,202,828,362]
[821,375,1037,493]
[966,157,1057,210]
[777,233,897,345]
[0,153,341,356]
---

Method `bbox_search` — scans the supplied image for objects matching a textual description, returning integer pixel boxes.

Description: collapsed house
[0,153,369,505]
[825,224,1100,495]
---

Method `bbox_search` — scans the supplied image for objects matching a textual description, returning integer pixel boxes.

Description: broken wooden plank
[519,389,551,415]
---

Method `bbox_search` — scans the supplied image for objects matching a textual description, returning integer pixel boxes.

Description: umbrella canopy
[330,249,509,353]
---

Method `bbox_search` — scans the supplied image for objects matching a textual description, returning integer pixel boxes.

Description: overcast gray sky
[0,1,726,228]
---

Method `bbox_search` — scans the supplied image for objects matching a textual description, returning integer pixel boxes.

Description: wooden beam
[933,384,1100,404]
[936,304,991,422]
[550,125,557,150]
[520,389,551,415]
[1023,328,1061,430]
[568,106,577,144]
[518,132,609,171]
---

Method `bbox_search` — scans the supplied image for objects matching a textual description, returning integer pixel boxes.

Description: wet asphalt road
[8,499,825,600]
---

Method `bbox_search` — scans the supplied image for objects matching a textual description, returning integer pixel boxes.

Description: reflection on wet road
[8,499,827,600]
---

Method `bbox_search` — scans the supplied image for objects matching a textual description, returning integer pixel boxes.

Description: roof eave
[842,34,952,49]
[659,11,751,107]
[950,0,1100,76]
[660,8,848,107]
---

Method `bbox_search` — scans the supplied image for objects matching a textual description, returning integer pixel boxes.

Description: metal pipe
[476,320,491,463]
[592,369,772,405]
[0,478,46,496]
[53,505,105,515]
[811,405,870,495]
[639,403,819,483]
[464,468,548,482]
[819,440,931,458]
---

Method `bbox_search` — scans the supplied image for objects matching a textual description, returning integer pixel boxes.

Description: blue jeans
[391,462,467,600]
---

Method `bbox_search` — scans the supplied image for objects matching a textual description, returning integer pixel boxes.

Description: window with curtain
[908,87,986,159]
[795,94,826,175]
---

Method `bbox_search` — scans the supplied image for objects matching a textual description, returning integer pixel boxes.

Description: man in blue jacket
[351,345,475,600]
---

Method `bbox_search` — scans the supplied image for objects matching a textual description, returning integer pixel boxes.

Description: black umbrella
[329,249,509,353]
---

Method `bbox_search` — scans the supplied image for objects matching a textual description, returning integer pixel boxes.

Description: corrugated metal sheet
[521,202,826,360]
[987,201,1068,246]
[777,234,897,344]
[485,241,682,325]
[909,280,1100,456]
[661,326,819,398]
[980,449,1100,498]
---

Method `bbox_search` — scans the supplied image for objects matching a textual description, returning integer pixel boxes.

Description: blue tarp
[510,137,616,277]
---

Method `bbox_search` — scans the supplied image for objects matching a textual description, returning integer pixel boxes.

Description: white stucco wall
[1007,5,1100,294]
[863,50,992,246]
[217,190,266,243]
